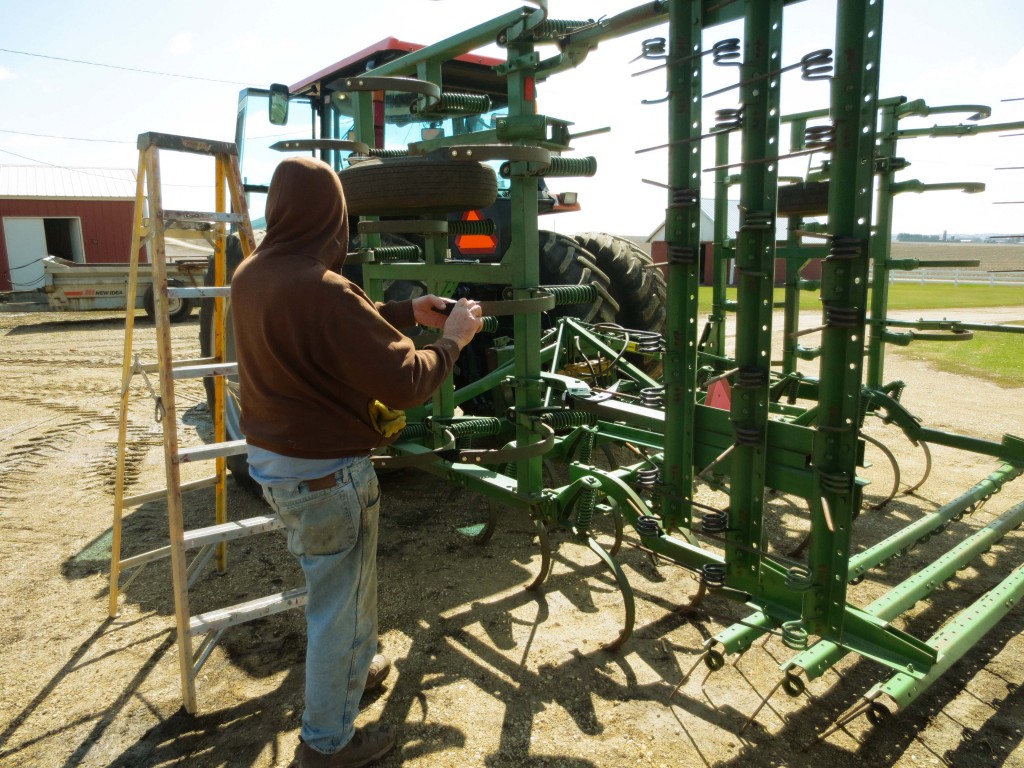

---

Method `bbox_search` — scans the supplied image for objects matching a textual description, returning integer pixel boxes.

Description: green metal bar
[725,0,782,598]
[792,494,1024,681]
[702,131,731,357]
[805,0,883,637]
[660,0,703,531]
[874,561,1024,710]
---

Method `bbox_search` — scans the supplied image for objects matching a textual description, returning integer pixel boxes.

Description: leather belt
[306,473,337,491]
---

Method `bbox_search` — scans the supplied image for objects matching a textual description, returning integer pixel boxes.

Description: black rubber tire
[338,156,498,216]
[538,230,617,325]
[572,233,667,335]
[143,279,194,323]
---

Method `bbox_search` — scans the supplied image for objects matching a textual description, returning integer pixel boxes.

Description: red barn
[0,165,136,293]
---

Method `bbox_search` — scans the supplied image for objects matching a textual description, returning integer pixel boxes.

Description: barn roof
[0,165,135,200]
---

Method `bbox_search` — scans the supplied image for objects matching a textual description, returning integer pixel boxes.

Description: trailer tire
[143,280,194,323]
[338,157,498,216]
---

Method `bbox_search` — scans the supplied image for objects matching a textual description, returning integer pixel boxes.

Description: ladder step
[170,362,239,381]
[176,440,248,464]
[162,210,245,226]
[190,586,308,635]
[118,514,283,571]
[139,356,220,374]
[168,286,231,300]
[137,131,238,156]
[123,474,219,508]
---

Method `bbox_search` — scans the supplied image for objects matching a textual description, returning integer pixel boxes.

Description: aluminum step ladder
[107,132,306,714]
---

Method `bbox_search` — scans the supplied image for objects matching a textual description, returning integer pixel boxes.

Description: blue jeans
[261,456,380,754]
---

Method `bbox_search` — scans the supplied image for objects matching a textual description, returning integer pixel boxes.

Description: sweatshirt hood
[254,155,349,270]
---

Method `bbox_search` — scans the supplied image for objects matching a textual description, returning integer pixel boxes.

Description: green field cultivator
[227,0,1024,733]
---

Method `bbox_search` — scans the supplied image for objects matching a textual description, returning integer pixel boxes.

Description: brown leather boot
[298,724,396,768]
[364,653,391,692]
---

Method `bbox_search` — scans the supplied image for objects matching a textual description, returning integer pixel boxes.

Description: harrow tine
[455,500,499,545]
[587,535,635,651]
[903,439,933,495]
[524,518,553,591]
[861,432,901,510]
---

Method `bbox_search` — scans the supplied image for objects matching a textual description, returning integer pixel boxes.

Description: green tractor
[203,34,666,488]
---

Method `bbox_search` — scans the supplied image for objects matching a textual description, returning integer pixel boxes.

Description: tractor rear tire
[339,157,498,216]
[538,230,618,325]
[572,232,666,334]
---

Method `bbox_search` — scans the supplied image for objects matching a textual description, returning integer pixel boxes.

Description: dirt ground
[1,303,1023,768]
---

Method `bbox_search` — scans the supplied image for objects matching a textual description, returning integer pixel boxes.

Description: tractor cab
[234,37,579,261]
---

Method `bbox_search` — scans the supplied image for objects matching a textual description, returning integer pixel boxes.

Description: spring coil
[825,305,860,328]
[632,329,665,354]
[701,563,727,589]
[701,508,729,534]
[546,156,599,178]
[480,317,499,334]
[732,424,763,446]
[804,123,836,150]
[668,245,697,264]
[540,410,598,431]
[398,422,429,440]
[818,470,852,494]
[800,49,834,81]
[367,148,409,158]
[736,366,767,389]
[671,187,699,208]
[638,37,667,60]
[781,621,810,650]
[412,92,492,116]
[529,19,596,40]
[640,386,665,408]
[741,210,774,231]
[371,245,422,262]
[635,466,661,491]
[447,218,496,236]
[635,515,663,537]
[448,417,502,440]
[784,564,814,591]
[574,430,598,531]
[715,108,743,131]
[540,283,599,306]
[712,38,742,67]
[828,237,863,260]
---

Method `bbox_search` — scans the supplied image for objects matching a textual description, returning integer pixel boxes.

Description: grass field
[893,320,1024,388]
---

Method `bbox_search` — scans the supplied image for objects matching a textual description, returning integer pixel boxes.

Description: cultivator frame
[274,0,1024,732]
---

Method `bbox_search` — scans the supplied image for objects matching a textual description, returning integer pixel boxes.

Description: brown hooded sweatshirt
[230,156,460,459]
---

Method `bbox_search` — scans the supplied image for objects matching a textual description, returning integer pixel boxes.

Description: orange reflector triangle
[454,210,498,255]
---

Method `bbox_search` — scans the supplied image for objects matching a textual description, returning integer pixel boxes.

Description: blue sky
[1,0,1021,237]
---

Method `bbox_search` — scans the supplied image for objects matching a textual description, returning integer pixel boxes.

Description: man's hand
[412,294,454,329]
[441,299,484,350]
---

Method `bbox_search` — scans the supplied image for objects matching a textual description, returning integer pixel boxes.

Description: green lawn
[696,283,1024,387]
[697,284,1024,312]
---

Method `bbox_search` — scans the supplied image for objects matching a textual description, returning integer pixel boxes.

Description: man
[231,155,483,768]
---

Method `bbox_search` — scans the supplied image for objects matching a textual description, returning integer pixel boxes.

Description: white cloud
[169,33,193,54]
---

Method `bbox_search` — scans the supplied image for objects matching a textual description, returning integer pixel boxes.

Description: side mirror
[269,83,290,125]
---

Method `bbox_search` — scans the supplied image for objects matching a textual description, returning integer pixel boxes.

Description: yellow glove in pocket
[368,399,407,438]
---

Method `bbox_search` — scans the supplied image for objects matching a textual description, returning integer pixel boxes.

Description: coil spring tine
[711,38,741,67]
[540,283,599,306]
[784,564,814,592]
[546,156,599,178]
[635,515,663,537]
[366,148,409,158]
[804,123,836,150]
[701,563,727,590]
[828,237,864,260]
[446,417,502,440]
[715,108,743,131]
[825,305,860,328]
[781,621,810,650]
[800,49,834,81]
[631,37,667,63]
[529,18,596,41]
[701,508,729,534]
[640,386,665,408]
